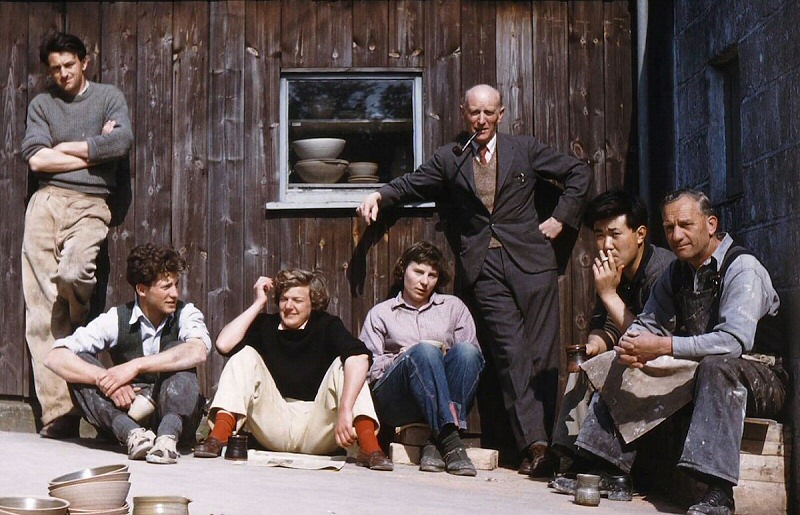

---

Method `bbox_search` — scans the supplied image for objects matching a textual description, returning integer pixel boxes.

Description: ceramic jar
[566,344,589,373]
[133,496,191,515]
[574,473,601,507]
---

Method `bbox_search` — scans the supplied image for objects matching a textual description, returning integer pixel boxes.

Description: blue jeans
[371,342,484,435]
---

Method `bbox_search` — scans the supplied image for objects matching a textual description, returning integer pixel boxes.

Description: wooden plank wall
[0,0,633,399]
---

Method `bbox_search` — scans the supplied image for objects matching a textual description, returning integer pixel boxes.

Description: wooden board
[733,480,788,514]
[100,1,138,308]
[496,1,533,137]
[172,1,210,394]
[460,1,497,89]
[739,453,789,483]
[135,2,173,244]
[0,1,29,397]
[603,1,633,189]
[207,1,246,382]
[743,417,787,444]
[353,1,389,68]
[388,0,424,68]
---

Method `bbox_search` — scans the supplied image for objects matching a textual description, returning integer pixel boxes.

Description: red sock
[354,416,381,454]
[209,410,235,443]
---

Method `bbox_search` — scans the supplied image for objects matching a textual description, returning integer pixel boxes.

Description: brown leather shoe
[519,443,555,477]
[355,450,394,471]
[194,436,225,458]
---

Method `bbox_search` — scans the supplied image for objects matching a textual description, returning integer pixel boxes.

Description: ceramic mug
[128,393,156,422]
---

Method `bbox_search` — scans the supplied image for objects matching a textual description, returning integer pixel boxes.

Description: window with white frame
[268,70,423,209]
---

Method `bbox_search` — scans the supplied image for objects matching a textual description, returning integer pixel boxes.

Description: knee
[694,355,739,387]
[56,258,96,286]
[449,343,484,366]
[158,372,201,408]
[407,342,443,363]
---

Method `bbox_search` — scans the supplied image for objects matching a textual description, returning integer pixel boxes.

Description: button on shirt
[359,292,480,383]
[53,300,212,356]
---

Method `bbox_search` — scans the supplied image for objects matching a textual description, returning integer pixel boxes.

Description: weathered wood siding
[0,0,634,398]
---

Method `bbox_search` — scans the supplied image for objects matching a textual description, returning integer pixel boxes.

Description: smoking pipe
[452,129,483,156]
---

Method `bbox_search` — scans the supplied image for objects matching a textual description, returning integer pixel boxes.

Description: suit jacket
[378,133,594,285]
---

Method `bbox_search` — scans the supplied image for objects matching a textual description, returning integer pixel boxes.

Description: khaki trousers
[210,346,379,455]
[21,186,111,424]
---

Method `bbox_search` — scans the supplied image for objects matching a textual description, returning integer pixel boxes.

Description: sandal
[146,435,180,464]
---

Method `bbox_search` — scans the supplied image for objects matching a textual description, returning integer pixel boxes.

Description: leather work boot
[194,435,225,458]
[686,484,735,515]
[443,446,477,477]
[419,442,445,473]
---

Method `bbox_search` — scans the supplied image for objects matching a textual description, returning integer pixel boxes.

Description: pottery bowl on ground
[294,159,348,184]
[291,138,345,160]
[48,481,130,511]
[48,465,128,487]
[48,472,130,491]
[67,502,129,515]
[347,162,378,177]
[0,496,69,515]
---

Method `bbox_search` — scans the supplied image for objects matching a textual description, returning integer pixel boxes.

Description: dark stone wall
[672,1,800,511]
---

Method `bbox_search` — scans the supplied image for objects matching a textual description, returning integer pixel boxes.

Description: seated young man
[549,189,673,471]
[194,269,391,471]
[45,244,210,464]
[360,242,484,476]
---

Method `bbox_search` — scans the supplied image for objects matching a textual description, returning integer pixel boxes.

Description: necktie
[478,145,488,165]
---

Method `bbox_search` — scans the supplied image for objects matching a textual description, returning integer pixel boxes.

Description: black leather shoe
[520,443,555,477]
[687,484,735,515]
[194,436,224,458]
[356,450,394,471]
[39,415,81,439]
[443,447,477,477]
[419,442,445,473]
[551,471,632,501]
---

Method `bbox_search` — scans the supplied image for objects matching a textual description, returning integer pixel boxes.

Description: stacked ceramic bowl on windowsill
[291,138,348,184]
[47,464,131,515]
[347,162,379,184]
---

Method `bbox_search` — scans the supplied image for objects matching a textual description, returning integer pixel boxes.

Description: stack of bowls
[0,496,70,515]
[48,465,131,515]
[347,162,379,184]
[291,138,348,184]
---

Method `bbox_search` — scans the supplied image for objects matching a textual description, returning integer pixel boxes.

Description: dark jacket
[378,133,593,284]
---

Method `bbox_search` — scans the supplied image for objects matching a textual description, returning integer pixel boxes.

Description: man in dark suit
[357,84,593,475]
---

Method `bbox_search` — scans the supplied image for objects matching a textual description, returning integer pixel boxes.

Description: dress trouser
[71,353,204,444]
[371,342,484,435]
[209,346,379,455]
[21,186,111,425]
[469,247,560,451]
[575,355,787,484]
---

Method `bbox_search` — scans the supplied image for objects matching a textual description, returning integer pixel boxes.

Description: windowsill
[265,200,435,211]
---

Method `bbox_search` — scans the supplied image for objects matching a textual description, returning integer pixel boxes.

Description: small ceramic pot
[133,496,191,515]
[224,434,249,461]
[128,393,156,422]
[574,473,601,506]
[566,344,589,373]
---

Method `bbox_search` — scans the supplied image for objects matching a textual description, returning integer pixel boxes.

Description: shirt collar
[472,133,497,161]
[390,291,444,311]
[130,298,174,328]
[699,233,732,271]
[625,243,653,288]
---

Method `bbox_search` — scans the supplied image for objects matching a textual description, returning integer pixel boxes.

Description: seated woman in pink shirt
[360,242,484,476]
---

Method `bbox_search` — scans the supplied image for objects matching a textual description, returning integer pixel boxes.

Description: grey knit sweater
[21,82,133,195]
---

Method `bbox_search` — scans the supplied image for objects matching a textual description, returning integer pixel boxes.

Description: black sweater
[236,311,370,401]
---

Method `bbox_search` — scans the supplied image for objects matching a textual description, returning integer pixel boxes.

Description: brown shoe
[521,442,555,478]
[194,436,225,458]
[39,415,81,439]
[355,450,394,471]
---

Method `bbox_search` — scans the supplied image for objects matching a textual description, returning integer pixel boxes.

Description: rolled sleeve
[177,303,212,353]
[53,309,119,354]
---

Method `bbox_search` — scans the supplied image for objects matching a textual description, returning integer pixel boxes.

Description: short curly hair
[273,268,329,311]
[392,241,451,292]
[39,32,87,65]
[126,243,187,288]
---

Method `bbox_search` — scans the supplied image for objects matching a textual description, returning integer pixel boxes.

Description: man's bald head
[462,84,503,108]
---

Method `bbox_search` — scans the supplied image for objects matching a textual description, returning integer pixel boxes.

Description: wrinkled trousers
[70,353,204,444]
[22,186,110,424]
[371,342,484,435]
[575,355,787,484]
[209,346,379,455]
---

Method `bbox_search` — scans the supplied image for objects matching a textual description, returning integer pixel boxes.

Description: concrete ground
[0,430,685,515]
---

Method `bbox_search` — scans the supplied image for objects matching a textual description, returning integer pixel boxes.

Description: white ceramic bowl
[294,159,348,184]
[48,472,130,492]
[291,138,346,159]
[49,465,128,487]
[48,481,130,511]
[347,162,378,177]
[0,496,69,515]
